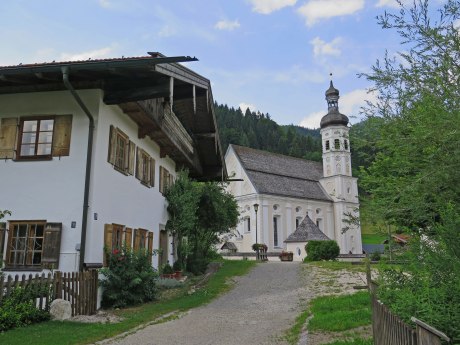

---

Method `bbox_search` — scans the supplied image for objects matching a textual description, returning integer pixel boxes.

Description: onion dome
[320,81,349,129]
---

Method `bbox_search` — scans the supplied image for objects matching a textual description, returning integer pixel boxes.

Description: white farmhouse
[0,53,225,275]
[225,82,363,260]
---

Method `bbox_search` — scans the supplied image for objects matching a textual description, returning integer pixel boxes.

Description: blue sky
[0,0,440,128]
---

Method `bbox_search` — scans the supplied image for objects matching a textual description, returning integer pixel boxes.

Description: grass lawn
[308,291,371,332]
[0,260,256,345]
[361,233,387,244]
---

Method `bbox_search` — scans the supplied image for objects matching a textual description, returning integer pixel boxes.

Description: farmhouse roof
[0,53,224,180]
[231,145,331,202]
[284,215,331,242]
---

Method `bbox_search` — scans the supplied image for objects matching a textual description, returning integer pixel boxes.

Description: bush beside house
[304,240,340,261]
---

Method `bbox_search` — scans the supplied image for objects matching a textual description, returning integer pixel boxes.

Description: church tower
[319,81,363,254]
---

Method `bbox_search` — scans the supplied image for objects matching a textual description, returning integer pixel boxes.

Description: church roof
[284,215,331,242]
[231,145,332,202]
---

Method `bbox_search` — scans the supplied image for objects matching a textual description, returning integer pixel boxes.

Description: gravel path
[103,262,308,345]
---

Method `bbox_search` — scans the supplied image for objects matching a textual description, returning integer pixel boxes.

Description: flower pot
[174,271,182,279]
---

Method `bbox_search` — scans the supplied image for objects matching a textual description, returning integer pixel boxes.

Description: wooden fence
[367,264,451,345]
[1,270,98,316]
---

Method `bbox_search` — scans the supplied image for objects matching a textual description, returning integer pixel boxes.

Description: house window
[334,139,340,150]
[136,148,155,187]
[316,219,323,230]
[6,221,62,268]
[325,140,330,151]
[18,118,54,158]
[245,217,251,232]
[296,217,302,228]
[160,166,174,194]
[134,229,148,251]
[108,126,135,175]
[273,217,279,247]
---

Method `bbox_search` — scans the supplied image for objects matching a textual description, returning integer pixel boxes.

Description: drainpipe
[62,66,95,271]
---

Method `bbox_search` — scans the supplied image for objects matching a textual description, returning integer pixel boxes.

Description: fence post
[411,317,450,345]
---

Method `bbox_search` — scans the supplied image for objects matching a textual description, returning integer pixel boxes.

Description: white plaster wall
[86,98,176,269]
[286,242,307,262]
[0,90,100,273]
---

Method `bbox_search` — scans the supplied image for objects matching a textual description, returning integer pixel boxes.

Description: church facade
[225,82,363,259]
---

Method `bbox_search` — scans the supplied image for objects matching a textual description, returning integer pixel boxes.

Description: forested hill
[214,102,322,162]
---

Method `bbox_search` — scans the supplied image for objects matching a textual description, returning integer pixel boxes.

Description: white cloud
[60,46,115,61]
[297,0,364,26]
[215,20,241,31]
[310,37,342,57]
[249,0,297,14]
[239,103,257,113]
[98,0,112,8]
[299,88,378,128]
[376,0,411,8]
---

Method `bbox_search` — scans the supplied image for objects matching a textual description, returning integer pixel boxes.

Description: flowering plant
[252,243,268,251]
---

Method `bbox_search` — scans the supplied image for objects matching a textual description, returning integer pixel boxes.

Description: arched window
[334,139,340,150]
[344,140,349,150]
[325,140,330,151]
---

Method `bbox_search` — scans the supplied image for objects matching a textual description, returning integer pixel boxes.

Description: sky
[0,0,440,128]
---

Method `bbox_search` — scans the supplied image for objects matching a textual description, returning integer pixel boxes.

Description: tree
[360,0,460,229]
[360,1,460,340]
[165,171,239,274]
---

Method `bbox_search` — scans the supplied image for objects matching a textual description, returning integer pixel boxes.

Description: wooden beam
[0,74,29,84]
[154,63,209,89]
[169,77,174,112]
[193,85,196,115]
[104,85,170,104]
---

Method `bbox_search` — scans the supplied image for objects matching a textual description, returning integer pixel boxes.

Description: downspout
[62,66,95,271]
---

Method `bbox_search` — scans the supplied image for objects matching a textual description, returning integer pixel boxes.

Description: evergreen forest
[214,103,322,162]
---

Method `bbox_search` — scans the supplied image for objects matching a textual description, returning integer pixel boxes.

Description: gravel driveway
[104,262,307,345]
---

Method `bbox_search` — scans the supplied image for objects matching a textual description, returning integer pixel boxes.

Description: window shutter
[107,125,117,165]
[125,227,133,249]
[42,223,62,269]
[159,166,164,193]
[135,147,142,180]
[149,158,155,187]
[128,141,135,175]
[5,223,14,264]
[52,115,73,157]
[148,232,153,263]
[0,117,18,159]
[0,222,5,258]
[103,223,113,266]
[133,229,141,251]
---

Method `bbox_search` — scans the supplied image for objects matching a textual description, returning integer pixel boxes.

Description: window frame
[114,129,129,173]
[273,216,279,248]
[334,139,340,150]
[16,116,55,160]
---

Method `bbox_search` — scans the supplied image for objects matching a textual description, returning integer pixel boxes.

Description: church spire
[325,78,339,111]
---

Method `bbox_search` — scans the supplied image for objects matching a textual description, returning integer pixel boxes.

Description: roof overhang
[0,53,226,180]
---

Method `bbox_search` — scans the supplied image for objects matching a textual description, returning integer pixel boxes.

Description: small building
[284,215,330,261]
[220,241,238,253]
[0,53,224,275]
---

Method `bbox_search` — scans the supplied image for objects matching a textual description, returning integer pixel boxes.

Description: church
[224,82,363,260]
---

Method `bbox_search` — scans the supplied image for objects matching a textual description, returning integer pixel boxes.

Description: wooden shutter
[149,158,155,187]
[135,147,142,180]
[103,223,113,266]
[52,115,73,157]
[133,229,139,251]
[107,125,117,164]
[125,227,133,249]
[0,222,5,258]
[159,166,164,193]
[42,223,62,269]
[128,141,136,175]
[0,117,18,159]
[5,223,14,264]
[124,139,130,173]
[148,232,153,263]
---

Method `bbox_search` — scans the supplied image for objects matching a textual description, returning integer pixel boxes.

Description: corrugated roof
[231,145,331,202]
[284,215,330,242]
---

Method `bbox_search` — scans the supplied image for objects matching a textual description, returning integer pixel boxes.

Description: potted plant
[279,251,293,262]
[172,260,183,279]
[161,262,174,279]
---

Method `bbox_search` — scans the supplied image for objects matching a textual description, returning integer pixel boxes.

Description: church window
[273,217,279,247]
[316,218,323,230]
[334,139,340,150]
[316,208,321,214]
[296,217,302,228]
[295,206,301,213]
[325,140,330,151]
[244,217,251,233]
[344,140,349,150]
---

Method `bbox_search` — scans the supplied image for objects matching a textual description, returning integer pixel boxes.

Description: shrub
[370,251,381,261]
[162,263,174,274]
[172,260,182,272]
[100,246,158,309]
[0,286,50,332]
[252,243,268,251]
[305,240,340,261]
[156,278,183,289]
[186,255,209,275]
